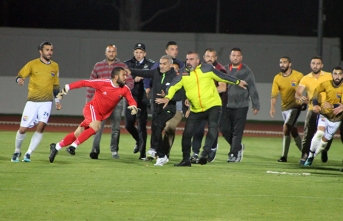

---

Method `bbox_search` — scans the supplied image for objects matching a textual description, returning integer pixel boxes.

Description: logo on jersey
[51,71,55,77]
[337,92,342,99]
[23,116,28,121]
[103,92,107,95]
[291,80,297,87]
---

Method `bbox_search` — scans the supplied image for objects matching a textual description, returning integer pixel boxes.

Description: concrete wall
[0,27,341,122]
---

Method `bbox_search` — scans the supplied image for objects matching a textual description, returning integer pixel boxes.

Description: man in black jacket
[124,43,155,160]
[126,55,184,166]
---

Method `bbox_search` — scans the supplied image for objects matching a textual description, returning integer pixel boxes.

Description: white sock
[55,143,62,150]
[27,132,43,154]
[309,131,324,157]
[293,136,302,151]
[15,130,26,153]
[71,142,78,148]
[315,140,328,155]
[282,136,291,158]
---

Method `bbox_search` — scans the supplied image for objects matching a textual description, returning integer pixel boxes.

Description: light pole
[317,0,324,57]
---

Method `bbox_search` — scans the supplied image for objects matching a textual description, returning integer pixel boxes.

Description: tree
[97,0,182,31]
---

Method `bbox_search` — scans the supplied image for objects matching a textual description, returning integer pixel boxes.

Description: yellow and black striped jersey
[17,58,60,102]
[271,70,303,111]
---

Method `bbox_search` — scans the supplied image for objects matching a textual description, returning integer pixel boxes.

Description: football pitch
[1,131,343,221]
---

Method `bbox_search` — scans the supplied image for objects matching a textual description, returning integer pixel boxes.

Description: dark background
[1,0,343,55]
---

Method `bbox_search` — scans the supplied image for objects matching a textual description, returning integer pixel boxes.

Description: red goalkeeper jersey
[69,79,137,119]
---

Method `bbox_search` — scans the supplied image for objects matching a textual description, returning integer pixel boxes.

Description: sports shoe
[154,155,169,166]
[227,154,237,163]
[197,157,208,165]
[277,156,287,162]
[22,153,31,162]
[89,152,99,159]
[112,152,120,159]
[190,153,199,164]
[299,159,306,165]
[11,152,21,162]
[49,143,58,163]
[66,146,76,155]
[236,144,244,162]
[146,149,156,161]
[133,145,139,154]
[208,145,218,163]
[321,150,328,163]
[174,160,191,167]
[304,157,314,166]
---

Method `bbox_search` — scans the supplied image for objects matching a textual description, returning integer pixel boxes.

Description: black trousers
[181,106,222,160]
[151,110,175,158]
[220,106,249,157]
[192,119,219,154]
[124,97,148,157]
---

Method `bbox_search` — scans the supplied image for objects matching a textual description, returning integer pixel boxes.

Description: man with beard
[11,42,61,163]
[49,67,138,163]
[270,57,303,162]
[304,66,343,166]
[155,52,247,166]
[87,45,134,160]
[295,56,332,165]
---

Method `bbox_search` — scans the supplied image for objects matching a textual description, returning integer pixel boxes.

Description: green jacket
[165,63,240,113]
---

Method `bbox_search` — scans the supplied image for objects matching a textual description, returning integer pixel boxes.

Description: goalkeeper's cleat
[66,146,76,155]
[11,152,21,162]
[22,153,31,162]
[304,157,314,166]
[49,143,58,163]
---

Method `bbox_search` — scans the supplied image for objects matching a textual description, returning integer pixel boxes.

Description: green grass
[1,131,343,220]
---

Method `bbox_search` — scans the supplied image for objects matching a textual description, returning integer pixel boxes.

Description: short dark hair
[332,66,343,72]
[38,41,52,50]
[281,56,291,63]
[311,56,322,62]
[231,47,242,53]
[166,41,177,49]
[111,66,125,79]
[204,48,216,53]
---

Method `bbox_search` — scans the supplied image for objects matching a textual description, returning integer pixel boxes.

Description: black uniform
[124,57,155,159]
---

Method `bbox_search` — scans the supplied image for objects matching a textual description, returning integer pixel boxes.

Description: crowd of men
[11,40,343,169]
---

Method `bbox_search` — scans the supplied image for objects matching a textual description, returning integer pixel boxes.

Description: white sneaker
[154,155,169,166]
[146,149,157,161]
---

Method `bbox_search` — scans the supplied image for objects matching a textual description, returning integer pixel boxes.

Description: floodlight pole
[317,0,324,57]
[216,0,220,33]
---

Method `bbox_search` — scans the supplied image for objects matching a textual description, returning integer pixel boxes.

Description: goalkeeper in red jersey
[49,67,137,163]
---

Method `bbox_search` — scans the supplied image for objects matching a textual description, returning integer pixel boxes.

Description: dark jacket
[130,67,184,114]
[124,57,155,98]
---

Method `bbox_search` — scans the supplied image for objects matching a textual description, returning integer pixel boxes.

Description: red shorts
[79,104,103,128]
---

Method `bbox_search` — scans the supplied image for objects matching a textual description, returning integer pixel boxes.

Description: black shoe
[227,154,238,163]
[174,160,191,167]
[49,143,58,163]
[89,152,99,159]
[197,157,208,165]
[277,156,287,162]
[321,150,328,163]
[66,146,76,155]
[133,145,139,154]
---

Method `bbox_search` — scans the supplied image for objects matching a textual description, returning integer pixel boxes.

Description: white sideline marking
[266,170,311,176]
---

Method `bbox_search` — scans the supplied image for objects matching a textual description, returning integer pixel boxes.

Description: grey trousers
[91,99,124,154]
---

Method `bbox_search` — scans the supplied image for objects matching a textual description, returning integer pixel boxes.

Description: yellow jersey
[17,58,60,102]
[298,71,332,110]
[312,80,343,122]
[271,70,303,111]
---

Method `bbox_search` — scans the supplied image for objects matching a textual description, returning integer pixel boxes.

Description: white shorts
[20,101,52,128]
[282,108,301,127]
[317,114,341,140]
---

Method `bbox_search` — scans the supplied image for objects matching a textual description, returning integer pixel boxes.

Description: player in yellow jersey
[11,42,61,163]
[304,66,343,166]
[295,56,332,164]
[270,57,304,162]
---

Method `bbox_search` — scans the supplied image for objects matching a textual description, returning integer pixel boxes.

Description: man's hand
[313,105,321,113]
[270,107,275,118]
[127,105,139,115]
[56,84,69,100]
[333,103,343,115]
[125,68,131,75]
[296,96,308,104]
[238,80,248,89]
[134,76,143,82]
[145,88,151,99]
[156,90,166,98]
[322,101,333,109]
[184,99,190,107]
[155,97,170,109]
[252,108,259,115]
[56,102,62,110]
[17,77,25,86]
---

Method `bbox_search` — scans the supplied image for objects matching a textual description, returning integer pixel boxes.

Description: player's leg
[110,100,123,159]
